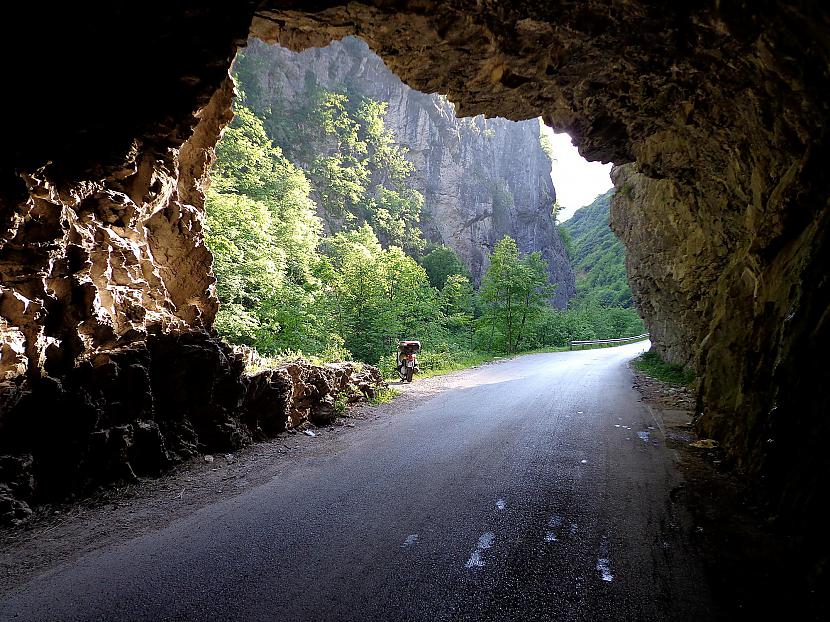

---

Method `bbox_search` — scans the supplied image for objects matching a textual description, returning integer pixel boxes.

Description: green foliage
[233,47,425,254]
[524,305,644,348]
[421,246,469,289]
[369,186,425,253]
[557,225,574,260]
[480,236,555,353]
[206,52,647,376]
[632,350,695,386]
[334,391,349,413]
[562,189,634,309]
[551,200,562,223]
[320,225,442,363]
[369,386,400,405]
[473,234,643,353]
[205,100,340,356]
[539,128,555,162]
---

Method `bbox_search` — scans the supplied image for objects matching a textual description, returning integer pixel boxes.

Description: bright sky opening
[542,124,613,222]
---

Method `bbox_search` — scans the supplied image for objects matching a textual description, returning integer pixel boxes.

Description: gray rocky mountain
[240,36,575,307]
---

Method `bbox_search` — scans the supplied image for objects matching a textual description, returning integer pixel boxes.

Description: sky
[542,124,613,222]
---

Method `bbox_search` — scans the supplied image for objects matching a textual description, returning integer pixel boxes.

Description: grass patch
[334,390,349,414]
[369,386,400,405]
[415,352,495,379]
[632,350,695,386]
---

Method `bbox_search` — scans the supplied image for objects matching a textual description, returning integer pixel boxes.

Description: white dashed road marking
[597,536,614,582]
[597,557,614,582]
[465,532,495,569]
[545,515,564,542]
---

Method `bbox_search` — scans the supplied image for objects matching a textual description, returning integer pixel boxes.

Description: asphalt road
[0,342,715,621]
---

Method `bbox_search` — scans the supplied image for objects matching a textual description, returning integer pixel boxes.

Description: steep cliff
[237,37,575,307]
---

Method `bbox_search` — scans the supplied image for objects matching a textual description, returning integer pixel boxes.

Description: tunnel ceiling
[1,0,829,583]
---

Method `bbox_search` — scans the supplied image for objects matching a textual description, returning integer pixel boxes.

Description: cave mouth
[203,35,643,370]
[1,1,829,596]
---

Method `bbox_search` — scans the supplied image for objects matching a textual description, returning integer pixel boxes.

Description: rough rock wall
[0,0,828,578]
[0,328,383,525]
[0,4,387,522]
[241,37,574,305]
[1,2,257,521]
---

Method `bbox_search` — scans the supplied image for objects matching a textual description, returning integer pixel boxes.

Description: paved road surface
[0,342,715,621]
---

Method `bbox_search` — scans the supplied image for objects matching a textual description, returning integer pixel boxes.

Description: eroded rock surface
[0,332,383,521]
[245,353,384,433]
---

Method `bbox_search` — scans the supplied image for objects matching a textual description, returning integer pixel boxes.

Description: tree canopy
[561,189,634,308]
[421,245,470,289]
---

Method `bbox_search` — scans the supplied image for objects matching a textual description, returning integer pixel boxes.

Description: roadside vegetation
[632,350,695,386]
[369,386,400,405]
[204,58,645,378]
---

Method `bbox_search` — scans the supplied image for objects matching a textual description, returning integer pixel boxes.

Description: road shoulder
[629,364,820,619]
[0,360,500,596]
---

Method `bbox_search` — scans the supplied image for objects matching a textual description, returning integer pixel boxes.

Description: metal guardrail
[568,333,650,350]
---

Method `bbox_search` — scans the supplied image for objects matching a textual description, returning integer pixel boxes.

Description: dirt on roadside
[629,364,822,620]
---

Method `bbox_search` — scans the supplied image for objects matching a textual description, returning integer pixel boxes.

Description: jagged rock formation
[0,328,383,524]
[241,349,383,432]
[1,1,829,587]
[239,37,574,306]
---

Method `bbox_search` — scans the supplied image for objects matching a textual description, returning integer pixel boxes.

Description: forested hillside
[562,189,634,308]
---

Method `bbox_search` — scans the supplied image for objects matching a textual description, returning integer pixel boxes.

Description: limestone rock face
[0,332,250,507]
[241,37,574,305]
[245,359,383,435]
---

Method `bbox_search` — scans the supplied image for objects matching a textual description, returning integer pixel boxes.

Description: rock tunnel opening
[203,35,640,369]
[1,0,829,594]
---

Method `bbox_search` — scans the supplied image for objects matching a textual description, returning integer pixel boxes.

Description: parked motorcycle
[396,340,421,383]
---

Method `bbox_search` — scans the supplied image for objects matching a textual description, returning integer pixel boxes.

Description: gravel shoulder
[628,363,822,620]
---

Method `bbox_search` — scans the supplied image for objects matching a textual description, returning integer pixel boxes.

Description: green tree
[421,245,470,289]
[321,224,439,363]
[206,100,344,356]
[206,191,283,346]
[561,189,635,309]
[370,186,425,254]
[233,50,427,252]
[479,236,554,353]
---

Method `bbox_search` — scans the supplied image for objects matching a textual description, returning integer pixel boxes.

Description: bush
[378,353,398,379]
[632,350,695,386]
